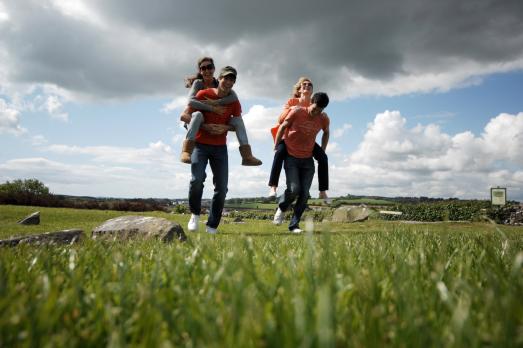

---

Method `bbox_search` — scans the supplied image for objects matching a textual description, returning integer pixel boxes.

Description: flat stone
[0,229,84,247]
[18,211,40,225]
[92,215,186,242]
[332,206,370,223]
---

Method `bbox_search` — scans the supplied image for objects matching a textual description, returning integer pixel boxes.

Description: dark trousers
[278,156,315,231]
[268,141,328,191]
[189,143,228,228]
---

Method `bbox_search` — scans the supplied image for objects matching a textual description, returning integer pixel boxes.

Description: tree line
[0,179,168,212]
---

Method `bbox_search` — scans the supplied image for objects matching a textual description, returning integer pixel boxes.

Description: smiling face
[199,59,215,80]
[298,80,313,97]
[218,74,236,94]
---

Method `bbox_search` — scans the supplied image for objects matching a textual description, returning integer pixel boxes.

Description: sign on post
[490,187,507,206]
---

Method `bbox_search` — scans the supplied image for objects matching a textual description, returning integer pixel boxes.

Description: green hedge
[380,201,492,222]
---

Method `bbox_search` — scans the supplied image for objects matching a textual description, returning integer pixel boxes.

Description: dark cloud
[1,0,523,100]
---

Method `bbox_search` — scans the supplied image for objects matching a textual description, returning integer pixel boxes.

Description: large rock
[92,216,186,242]
[0,229,83,247]
[332,206,370,223]
[18,211,40,225]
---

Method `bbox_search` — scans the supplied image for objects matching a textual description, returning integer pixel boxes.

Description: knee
[289,183,301,197]
[190,173,206,189]
[191,111,204,122]
[314,150,328,164]
[215,187,228,200]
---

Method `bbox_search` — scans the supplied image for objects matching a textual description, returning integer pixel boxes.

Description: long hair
[291,77,313,98]
[184,57,215,88]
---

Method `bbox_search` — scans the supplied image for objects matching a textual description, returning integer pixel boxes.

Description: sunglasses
[200,64,215,71]
[302,82,313,87]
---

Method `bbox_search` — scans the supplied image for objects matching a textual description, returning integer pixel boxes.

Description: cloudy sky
[1,0,523,200]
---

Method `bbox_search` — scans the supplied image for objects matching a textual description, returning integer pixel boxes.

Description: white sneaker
[273,208,284,225]
[206,226,217,234]
[188,214,199,232]
[291,228,302,234]
[268,187,277,198]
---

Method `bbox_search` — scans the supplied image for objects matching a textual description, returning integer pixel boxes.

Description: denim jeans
[186,111,204,140]
[268,141,328,191]
[229,116,248,145]
[278,156,315,230]
[189,143,228,228]
[186,113,249,146]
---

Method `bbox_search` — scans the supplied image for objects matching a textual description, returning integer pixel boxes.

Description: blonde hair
[291,77,313,98]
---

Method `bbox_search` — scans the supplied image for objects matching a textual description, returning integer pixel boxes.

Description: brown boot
[180,140,195,164]
[239,144,262,166]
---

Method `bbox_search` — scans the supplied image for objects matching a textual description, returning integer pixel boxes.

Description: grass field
[1,205,522,347]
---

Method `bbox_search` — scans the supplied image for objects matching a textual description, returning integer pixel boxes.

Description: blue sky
[1,0,523,200]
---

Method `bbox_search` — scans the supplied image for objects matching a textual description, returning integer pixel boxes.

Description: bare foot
[268,187,277,198]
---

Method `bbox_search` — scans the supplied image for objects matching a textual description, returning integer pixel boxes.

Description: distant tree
[0,178,52,205]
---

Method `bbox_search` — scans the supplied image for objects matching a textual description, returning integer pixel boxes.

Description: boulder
[18,211,40,225]
[0,229,84,247]
[92,215,186,242]
[332,206,370,223]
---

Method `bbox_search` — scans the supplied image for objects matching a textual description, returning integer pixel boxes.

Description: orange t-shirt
[271,98,311,141]
[283,107,329,158]
[190,89,242,146]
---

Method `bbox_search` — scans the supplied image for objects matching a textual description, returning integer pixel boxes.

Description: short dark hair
[312,92,329,108]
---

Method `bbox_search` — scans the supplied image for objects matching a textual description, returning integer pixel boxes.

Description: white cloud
[242,104,282,141]
[335,111,523,199]
[0,98,26,135]
[31,135,48,146]
[44,141,177,165]
[43,95,68,121]
[161,96,187,114]
[332,123,352,138]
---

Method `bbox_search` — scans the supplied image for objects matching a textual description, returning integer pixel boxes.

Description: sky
[1,0,523,200]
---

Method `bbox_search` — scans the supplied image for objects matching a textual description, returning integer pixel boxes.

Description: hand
[203,97,219,106]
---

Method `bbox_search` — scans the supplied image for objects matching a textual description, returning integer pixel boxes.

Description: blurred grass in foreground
[0,205,522,347]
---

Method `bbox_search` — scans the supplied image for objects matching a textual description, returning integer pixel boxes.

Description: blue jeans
[268,141,329,191]
[278,156,315,231]
[189,143,228,228]
[186,112,249,146]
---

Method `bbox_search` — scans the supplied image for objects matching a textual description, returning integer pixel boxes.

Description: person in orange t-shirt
[272,92,330,233]
[186,66,254,235]
[268,77,330,201]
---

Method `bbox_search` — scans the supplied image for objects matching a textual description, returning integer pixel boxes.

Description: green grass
[225,202,277,210]
[1,205,522,347]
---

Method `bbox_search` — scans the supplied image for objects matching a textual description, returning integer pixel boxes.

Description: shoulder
[285,98,300,108]
[195,87,215,98]
[192,79,204,88]
[321,112,330,126]
[286,106,304,119]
